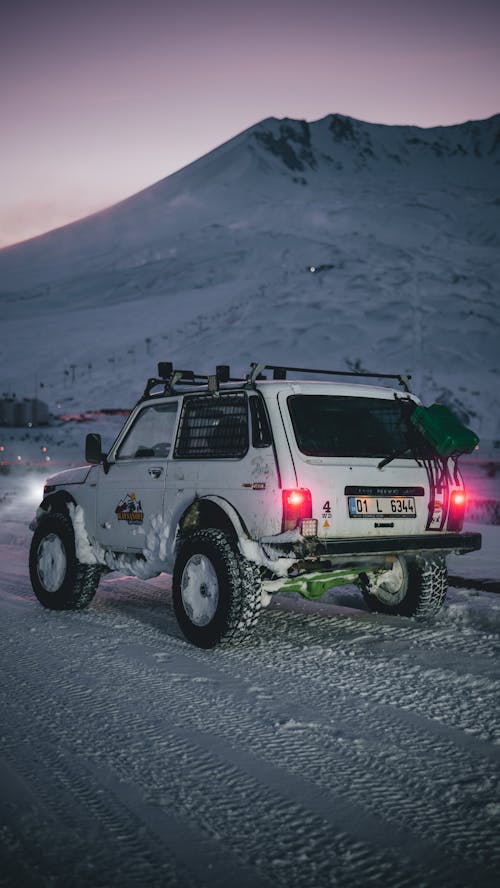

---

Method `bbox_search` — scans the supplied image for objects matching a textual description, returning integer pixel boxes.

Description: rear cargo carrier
[410,404,479,459]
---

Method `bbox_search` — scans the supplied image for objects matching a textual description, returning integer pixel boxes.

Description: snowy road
[1,484,499,887]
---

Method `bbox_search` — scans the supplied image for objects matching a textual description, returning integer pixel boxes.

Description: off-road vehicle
[29,362,481,647]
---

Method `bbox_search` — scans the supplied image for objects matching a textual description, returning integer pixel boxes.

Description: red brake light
[286,490,305,507]
[282,488,312,531]
[448,489,466,532]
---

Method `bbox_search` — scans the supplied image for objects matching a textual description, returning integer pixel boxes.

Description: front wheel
[172,529,261,648]
[360,555,448,619]
[29,512,101,610]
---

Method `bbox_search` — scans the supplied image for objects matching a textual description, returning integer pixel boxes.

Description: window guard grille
[175,394,248,459]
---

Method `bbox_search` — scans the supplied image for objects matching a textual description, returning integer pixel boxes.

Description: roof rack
[247,363,412,392]
[139,363,240,402]
[138,361,412,402]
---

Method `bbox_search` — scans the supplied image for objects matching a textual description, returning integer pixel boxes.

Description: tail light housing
[282,488,312,532]
[447,489,466,532]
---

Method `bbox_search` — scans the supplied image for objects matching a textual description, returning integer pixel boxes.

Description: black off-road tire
[361,555,448,619]
[29,512,101,611]
[172,529,262,648]
[238,557,262,633]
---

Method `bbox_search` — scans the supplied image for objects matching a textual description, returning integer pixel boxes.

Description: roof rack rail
[247,363,412,392]
[138,361,412,403]
[139,363,240,402]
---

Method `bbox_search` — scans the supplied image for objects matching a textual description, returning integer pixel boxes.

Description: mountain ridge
[0,113,499,446]
[252,112,500,165]
[1,112,499,260]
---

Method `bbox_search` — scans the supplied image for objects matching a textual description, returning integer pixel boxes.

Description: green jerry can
[410,403,479,459]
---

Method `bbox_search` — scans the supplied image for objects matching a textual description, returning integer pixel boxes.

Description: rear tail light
[282,488,312,532]
[447,489,466,532]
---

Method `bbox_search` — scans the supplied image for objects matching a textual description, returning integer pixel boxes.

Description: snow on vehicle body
[29,362,481,647]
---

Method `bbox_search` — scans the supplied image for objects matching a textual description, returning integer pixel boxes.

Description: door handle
[148,466,163,478]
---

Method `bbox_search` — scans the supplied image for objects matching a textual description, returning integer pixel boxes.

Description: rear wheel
[360,555,447,619]
[172,529,261,648]
[29,512,101,610]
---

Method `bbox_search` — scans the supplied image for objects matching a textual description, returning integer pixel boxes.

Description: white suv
[29,363,481,647]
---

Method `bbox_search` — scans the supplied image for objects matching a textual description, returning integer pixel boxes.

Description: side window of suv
[249,395,273,448]
[174,393,249,459]
[116,402,178,459]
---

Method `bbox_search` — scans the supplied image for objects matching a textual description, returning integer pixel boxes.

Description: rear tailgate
[291,454,430,538]
[278,388,434,539]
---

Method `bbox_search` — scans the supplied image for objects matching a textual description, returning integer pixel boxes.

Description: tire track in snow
[95,584,500,753]
[115,640,499,883]
[0,661,446,888]
[2,508,500,887]
[0,694,273,888]
[95,601,500,876]
[1,599,499,888]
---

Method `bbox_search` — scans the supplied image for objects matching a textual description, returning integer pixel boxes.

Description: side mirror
[85,433,104,464]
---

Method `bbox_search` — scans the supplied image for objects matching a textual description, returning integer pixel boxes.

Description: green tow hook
[278,570,359,601]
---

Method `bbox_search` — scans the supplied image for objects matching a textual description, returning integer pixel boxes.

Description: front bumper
[263,531,482,561]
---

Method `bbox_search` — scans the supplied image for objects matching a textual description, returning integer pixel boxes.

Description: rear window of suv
[288,394,425,458]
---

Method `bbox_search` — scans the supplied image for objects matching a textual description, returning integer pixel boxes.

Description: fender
[45,465,92,487]
[30,489,76,530]
[196,495,295,575]
[41,490,76,510]
[155,493,252,574]
[201,494,250,546]
[174,494,251,562]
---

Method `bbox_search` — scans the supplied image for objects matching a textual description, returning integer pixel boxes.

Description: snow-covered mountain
[1,113,499,447]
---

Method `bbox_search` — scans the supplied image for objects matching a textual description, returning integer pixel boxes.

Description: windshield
[288,394,427,458]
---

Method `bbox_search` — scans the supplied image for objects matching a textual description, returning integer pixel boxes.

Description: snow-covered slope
[0,113,499,445]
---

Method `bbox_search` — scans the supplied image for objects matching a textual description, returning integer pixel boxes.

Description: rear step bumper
[263,531,482,560]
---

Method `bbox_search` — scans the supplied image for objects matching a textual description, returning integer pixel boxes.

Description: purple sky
[1,0,499,247]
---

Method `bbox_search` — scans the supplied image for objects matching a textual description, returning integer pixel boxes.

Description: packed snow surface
[0,474,499,887]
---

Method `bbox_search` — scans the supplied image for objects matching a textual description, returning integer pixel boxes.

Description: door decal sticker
[115,492,144,524]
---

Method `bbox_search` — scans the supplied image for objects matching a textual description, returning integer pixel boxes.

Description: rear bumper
[263,531,482,560]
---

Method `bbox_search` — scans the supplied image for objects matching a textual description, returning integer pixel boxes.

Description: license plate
[348,495,416,518]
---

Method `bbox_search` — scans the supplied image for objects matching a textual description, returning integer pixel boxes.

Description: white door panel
[95,398,180,551]
[96,461,166,550]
